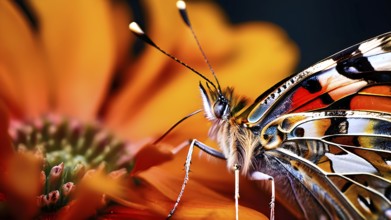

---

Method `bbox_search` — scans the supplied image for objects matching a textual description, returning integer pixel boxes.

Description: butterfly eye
[213,97,229,119]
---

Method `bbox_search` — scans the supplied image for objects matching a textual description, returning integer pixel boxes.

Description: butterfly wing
[242,32,391,219]
[256,111,391,219]
[254,147,360,219]
[240,32,391,127]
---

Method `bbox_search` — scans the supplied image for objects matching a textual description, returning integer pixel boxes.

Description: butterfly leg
[234,164,240,220]
[167,139,226,219]
[250,171,275,220]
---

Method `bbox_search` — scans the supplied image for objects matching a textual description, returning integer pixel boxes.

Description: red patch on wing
[290,87,325,112]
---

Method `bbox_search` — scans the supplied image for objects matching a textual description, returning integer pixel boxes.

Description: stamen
[48,162,64,191]
[9,116,134,212]
[62,182,75,196]
[43,190,60,206]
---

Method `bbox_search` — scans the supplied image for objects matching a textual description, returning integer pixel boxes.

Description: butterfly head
[200,82,230,121]
[200,82,248,122]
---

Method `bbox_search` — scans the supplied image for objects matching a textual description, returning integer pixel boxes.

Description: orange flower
[0,0,298,219]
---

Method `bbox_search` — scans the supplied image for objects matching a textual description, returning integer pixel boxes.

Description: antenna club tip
[129,22,144,34]
[176,0,186,10]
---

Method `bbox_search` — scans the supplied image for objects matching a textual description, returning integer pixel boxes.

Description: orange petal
[0,102,12,166]
[137,142,295,218]
[131,142,174,175]
[0,152,41,219]
[31,0,117,121]
[99,204,164,220]
[137,165,268,219]
[59,170,159,220]
[108,1,134,71]
[0,1,50,117]
[104,0,188,131]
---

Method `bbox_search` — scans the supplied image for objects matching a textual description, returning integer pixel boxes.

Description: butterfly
[130,1,391,219]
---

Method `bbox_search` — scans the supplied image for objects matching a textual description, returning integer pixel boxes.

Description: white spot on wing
[325,152,378,173]
[358,37,384,55]
[367,53,391,71]
[385,209,391,219]
[250,171,273,181]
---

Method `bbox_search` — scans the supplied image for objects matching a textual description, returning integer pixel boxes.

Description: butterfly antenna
[153,109,202,145]
[176,0,222,94]
[129,22,218,92]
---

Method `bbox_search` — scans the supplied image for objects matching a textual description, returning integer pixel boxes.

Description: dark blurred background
[216,0,391,71]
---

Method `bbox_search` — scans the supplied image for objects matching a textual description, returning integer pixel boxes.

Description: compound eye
[213,98,228,119]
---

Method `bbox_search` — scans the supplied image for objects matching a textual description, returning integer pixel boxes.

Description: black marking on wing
[302,76,322,93]
[385,186,391,200]
[340,181,354,193]
[336,56,375,78]
[352,136,360,147]
[325,117,349,136]
[373,120,391,135]
[320,93,334,105]
[335,57,391,81]
[357,195,377,213]
[324,95,354,110]
[243,33,391,128]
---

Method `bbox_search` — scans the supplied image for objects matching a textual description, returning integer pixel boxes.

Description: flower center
[9,115,133,212]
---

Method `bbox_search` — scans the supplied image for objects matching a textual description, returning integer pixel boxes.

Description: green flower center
[9,116,134,212]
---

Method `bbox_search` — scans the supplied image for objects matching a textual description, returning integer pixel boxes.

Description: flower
[0,0,298,219]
